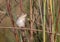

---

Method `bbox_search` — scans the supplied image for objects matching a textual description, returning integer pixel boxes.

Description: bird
[16,13,27,42]
[16,14,27,28]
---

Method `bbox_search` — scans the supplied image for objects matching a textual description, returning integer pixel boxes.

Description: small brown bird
[16,14,27,28]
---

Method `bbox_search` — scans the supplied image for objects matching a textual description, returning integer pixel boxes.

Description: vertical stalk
[20,0,24,12]
[6,0,19,42]
[30,0,33,42]
[53,0,58,42]
[55,7,59,42]
[50,0,54,42]
[43,0,46,42]
[55,0,59,35]
[38,0,42,19]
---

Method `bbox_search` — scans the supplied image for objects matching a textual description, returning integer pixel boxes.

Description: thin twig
[0,27,60,36]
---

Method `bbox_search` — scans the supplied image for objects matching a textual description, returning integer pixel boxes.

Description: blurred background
[0,0,60,42]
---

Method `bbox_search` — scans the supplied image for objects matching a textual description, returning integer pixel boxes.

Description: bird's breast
[16,19,25,27]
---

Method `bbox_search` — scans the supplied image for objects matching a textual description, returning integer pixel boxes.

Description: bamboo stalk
[43,0,46,42]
